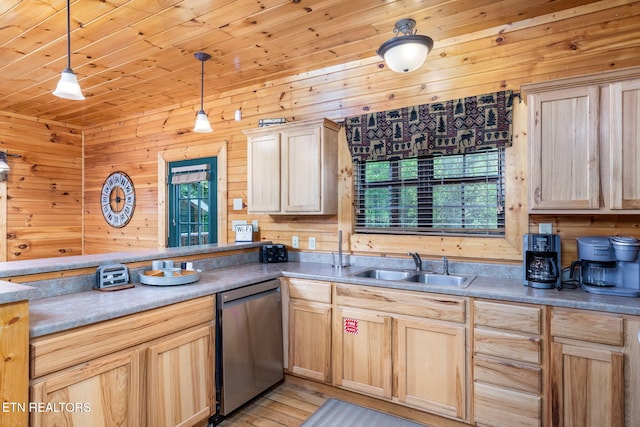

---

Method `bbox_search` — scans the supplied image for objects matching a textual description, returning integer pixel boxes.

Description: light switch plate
[233,198,243,210]
[309,237,316,250]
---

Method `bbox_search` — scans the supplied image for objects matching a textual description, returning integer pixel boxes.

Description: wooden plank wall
[81,0,640,260]
[529,216,640,268]
[65,1,640,263]
[0,113,83,261]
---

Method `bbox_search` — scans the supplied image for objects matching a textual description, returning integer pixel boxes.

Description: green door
[168,157,217,247]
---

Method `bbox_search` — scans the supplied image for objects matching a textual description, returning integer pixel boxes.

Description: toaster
[95,264,133,291]
[260,244,288,263]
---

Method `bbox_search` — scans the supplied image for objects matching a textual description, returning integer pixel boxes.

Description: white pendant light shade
[377,19,433,73]
[53,68,85,100]
[194,111,213,133]
[52,0,84,100]
[193,52,213,133]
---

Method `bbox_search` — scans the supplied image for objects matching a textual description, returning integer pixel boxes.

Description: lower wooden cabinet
[333,284,469,422]
[550,342,623,427]
[283,281,640,427]
[146,325,214,427]
[550,308,625,427]
[289,300,332,382]
[30,296,215,427]
[284,278,333,384]
[0,300,29,427]
[31,349,141,426]
[472,299,545,427]
[474,382,541,427]
[333,307,393,399]
[395,317,466,419]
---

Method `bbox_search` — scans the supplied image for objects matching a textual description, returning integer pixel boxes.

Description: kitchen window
[354,148,505,236]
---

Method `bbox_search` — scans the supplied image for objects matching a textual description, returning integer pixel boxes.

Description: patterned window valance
[345,90,515,162]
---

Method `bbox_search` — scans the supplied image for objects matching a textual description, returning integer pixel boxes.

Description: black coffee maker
[523,233,561,289]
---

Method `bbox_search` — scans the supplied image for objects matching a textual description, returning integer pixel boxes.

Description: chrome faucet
[408,252,422,271]
[333,230,348,269]
[442,256,449,275]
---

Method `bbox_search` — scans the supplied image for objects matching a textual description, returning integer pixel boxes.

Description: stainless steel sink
[351,268,415,281]
[404,272,475,287]
[351,268,475,288]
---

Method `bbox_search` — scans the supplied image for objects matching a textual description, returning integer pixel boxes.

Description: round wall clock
[101,171,136,228]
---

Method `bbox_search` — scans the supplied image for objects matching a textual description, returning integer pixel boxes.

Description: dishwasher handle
[219,279,280,305]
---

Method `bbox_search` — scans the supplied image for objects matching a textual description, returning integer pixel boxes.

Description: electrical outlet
[309,237,316,250]
[292,235,299,249]
[539,223,553,234]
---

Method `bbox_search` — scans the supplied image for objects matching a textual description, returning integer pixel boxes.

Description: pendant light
[377,19,433,73]
[0,152,9,182]
[193,52,213,133]
[52,0,85,100]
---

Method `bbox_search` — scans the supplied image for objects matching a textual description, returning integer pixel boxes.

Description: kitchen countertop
[29,261,640,338]
[29,263,283,337]
[0,281,36,304]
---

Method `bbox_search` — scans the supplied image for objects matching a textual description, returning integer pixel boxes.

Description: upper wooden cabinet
[524,68,640,213]
[527,85,600,210]
[607,79,640,209]
[244,118,340,215]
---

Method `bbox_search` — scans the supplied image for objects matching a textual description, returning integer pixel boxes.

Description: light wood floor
[215,375,469,427]
[216,378,327,426]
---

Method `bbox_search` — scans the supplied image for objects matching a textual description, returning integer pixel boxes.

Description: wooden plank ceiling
[0,0,604,127]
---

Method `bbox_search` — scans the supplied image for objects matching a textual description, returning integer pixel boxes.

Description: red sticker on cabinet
[344,318,359,335]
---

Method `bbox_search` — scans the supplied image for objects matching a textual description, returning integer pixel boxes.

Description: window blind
[354,148,505,236]
[170,164,210,184]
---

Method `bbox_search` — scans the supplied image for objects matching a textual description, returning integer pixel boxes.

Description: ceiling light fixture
[52,0,85,100]
[377,18,433,73]
[0,152,9,182]
[193,52,213,133]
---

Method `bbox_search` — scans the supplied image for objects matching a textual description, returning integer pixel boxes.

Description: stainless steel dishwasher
[216,279,284,417]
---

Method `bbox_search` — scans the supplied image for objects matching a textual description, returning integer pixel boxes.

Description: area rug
[301,398,429,427]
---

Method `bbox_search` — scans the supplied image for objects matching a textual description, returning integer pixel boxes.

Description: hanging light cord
[64,0,72,71]
[199,58,205,112]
